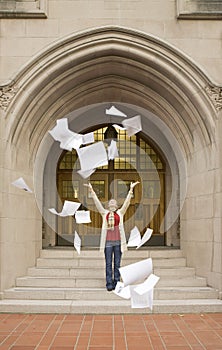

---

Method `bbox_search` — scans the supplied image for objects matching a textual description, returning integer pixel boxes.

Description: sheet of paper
[63,133,82,150]
[134,274,160,295]
[147,289,154,310]
[82,132,94,145]
[77,141,108,171]
[130,285,154,309]
[48,118,72,150]
[108,140,119,160]
[11,177,33,193]
[48,118,68,141]
[49,118,83,151]
[112,124,126,130]
[113,282,131,299]
[119,258,153,286]
[127,226,141,247]
[75,210,91,224]
[122,115,142,137]
[74,230,81,254]
[49,200,81,217]
[77,168,96,179]
[105,105,127,118]
[136,228,153,249]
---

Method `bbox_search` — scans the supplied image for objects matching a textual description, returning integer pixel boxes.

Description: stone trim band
[1,83,222,112]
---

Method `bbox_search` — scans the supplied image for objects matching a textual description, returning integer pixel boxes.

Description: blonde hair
[108,199,118,209]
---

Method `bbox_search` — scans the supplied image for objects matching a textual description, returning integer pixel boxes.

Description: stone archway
[1,26,220,292]
[4,26,216,154]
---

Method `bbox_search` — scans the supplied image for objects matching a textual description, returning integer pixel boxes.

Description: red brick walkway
[0,313,222,349]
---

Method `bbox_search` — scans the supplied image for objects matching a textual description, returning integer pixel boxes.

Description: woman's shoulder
[102,209,109,215]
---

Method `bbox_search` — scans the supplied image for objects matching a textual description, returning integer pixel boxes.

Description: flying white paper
[108,140,119,160]
[105,105,127,118]
[113,282,131,299]
[122,115,142,137]
[114,258,159,310]
[114,259,159,310]
[119,258,153,286]
[127,227,153,248]
[130,274,159,309]
[49,200,81,217]
[75,210,91,224]
[74,230,81,254]
[63,133,82,150]
[77,141,108,171]
[127,226,141,247]
[77,168,96,179]
[136,228,153,249]
[49,118,83,151]
[11,177,33,193]
[112,124,126,130]
[130,285,154,309]
[134,274,160,295]
[82,132,94,145]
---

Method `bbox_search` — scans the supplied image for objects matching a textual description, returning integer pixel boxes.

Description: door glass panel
[89,180,105,199]
[117,180,132,198]
[114,131,137,170]
[143,180,160,199]
[139,139,164,170]
[61,180,79,199]
[58,150,80,170]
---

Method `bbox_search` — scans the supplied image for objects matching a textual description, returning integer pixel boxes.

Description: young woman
[84,181,139,291]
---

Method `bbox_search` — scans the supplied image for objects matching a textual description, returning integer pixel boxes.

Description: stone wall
[0,115,42,293]
[0,0,222,84]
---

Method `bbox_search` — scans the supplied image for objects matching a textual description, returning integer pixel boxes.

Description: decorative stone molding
[0,0,47,18]
[206,86,222,111]
[2,26,218,153]
[177,0,222,19]
[0,85,17,110]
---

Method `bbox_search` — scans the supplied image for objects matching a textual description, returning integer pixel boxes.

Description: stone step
[3,286,218,301]
[16,275,207,288]
[36,257,187,268]
[39,248,184,259]
[155,287,219,300]
[0,298,222,314]
[28,267,106,278]
[157,276,207,287]
[27,266,194,278]
[2,248,220,314]
[154,267,195,277]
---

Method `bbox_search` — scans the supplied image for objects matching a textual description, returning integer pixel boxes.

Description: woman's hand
[130,181,140,191]
[84,183,93,192]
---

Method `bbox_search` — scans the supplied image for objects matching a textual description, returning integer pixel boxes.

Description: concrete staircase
[1,248,222,314]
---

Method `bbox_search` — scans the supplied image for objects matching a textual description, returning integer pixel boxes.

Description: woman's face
[108,199,118,212]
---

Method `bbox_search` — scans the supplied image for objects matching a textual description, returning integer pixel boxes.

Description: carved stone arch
[2,26,217,160]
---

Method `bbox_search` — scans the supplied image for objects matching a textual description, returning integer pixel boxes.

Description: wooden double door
[57,170,165,247]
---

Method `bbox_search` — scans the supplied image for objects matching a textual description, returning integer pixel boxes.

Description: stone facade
[0,0,222,298]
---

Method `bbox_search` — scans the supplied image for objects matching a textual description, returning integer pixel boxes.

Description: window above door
[58,126,165,172]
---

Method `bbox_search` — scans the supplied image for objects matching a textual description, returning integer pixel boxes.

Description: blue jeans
[104,243,122,290]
